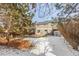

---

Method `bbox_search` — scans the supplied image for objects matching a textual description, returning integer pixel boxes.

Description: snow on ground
[0,36,79,56]
[30,38,54,56]
[48,36,79,56]
[26,36,79,56]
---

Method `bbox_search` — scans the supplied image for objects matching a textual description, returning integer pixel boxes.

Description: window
[45,30,47,32]
[37,30,40,33]
[45,30,48,33]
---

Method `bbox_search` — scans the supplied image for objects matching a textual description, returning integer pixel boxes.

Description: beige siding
[35,23,53,36]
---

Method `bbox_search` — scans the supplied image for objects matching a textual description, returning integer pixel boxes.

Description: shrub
[58,20,79,50]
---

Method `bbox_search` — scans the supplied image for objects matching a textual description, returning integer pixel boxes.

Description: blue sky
[31,4,61,22]
[30,3,79,22]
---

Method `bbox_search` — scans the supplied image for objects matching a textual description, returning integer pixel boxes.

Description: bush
[58,20,79,50]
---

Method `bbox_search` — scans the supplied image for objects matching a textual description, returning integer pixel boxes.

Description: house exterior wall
[34,22,60,37]
[35,23,53,36]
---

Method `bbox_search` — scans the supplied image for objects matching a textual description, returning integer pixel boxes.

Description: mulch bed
[0,37,32,50]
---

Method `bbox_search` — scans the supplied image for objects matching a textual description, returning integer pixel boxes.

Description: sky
[31,4,61,22]
[30,3,79,23]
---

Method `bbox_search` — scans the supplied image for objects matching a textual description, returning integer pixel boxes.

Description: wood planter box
[0,39,8,45]
[8,39,32,50]
[0,37,32,50]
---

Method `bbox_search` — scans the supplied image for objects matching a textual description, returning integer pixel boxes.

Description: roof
[35,20,53,25]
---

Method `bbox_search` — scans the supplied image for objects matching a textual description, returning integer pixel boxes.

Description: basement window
[37,30,40,33]
[45,30,47,32]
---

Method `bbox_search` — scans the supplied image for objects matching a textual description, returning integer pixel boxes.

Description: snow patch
[45,52,56,56]
[31,40,54,55]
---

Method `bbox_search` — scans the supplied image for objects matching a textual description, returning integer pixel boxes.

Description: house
[34,20,60,37]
